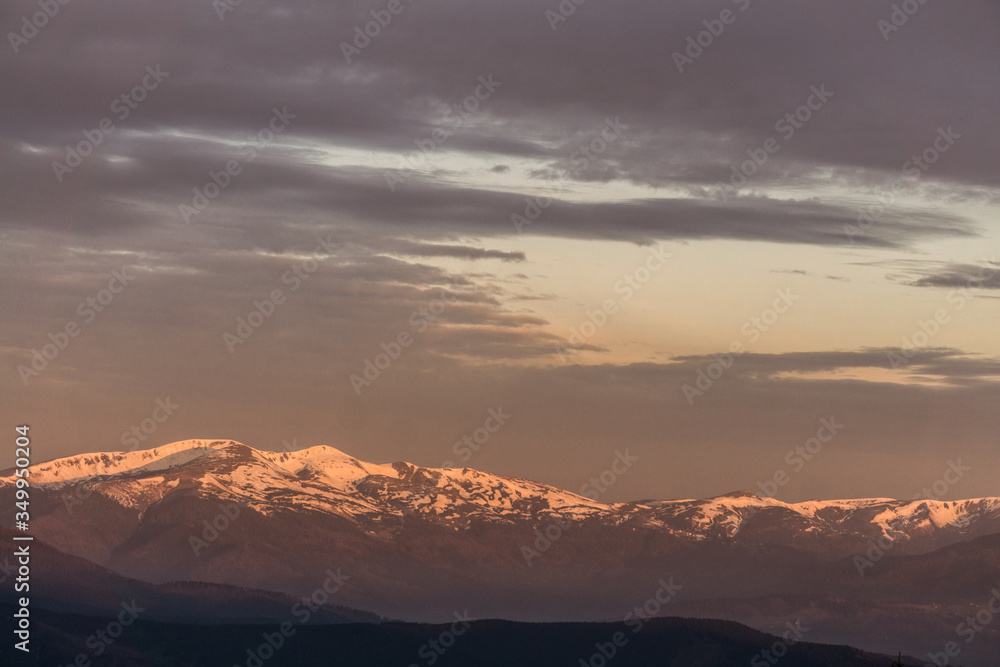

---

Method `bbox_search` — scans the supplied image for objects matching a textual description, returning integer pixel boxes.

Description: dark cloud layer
[2,0,997,245]
[907,262,1000,290]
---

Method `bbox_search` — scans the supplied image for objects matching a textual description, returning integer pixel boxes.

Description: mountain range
[3,439,999,665]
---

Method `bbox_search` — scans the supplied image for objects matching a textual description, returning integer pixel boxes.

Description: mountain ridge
[2,439,999,664]
[6,439,998,546]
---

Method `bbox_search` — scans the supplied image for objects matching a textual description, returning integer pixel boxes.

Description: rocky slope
[2,439,999,664]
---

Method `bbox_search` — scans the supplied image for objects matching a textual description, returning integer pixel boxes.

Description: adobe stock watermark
[544,0,592,31]
[223,235,338,353]
[887,256,996,369]
[755,417,844,500]
[349,288,458,395]
[750,621,810,666]
[672,0,752,74]
[925,587,1000,667]
[522,450,636,566]
[179,106,295,223]
[681,288,799,405]
[944,257,999,311]
[384,74,502,191]
[62,397,181,514]
[213,0,245,21]
[52,65,169,182]
[120,396,180,450]
[511,117,628,233]
[878,0,932,42]
[189,500,245,556]
[61,483,93,515]
[622,577,683,633]
[578,577,682,666]
[234,567,350,667]
[18,266,136,385]
[579,449,638,501]
[728,417,843,538]
[280,437,305,452]
[7,0,72,54]
[406,611,475,667]
[291,567,350,623]
[340,0,413,64]
[520,512,573,567]
[911,459,972,503]
[556,245,671,361]
[854,459,971,576]
[845,126,960,243]
[717,84,833,196]
[57,600,146,666]
[441,407,511,468]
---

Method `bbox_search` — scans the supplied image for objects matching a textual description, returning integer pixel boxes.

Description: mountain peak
[718,490,761,499]
[10,439,241,486]
[5,441,1000,543]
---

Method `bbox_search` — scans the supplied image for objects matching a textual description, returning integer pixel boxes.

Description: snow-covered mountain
[12,439,1000,552]
[4,439,1000,662]
[20,439,608,523]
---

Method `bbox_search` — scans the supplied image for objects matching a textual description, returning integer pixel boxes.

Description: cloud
[2,0,996,248]
[669,348,1000,385]
[771,269,850,282]
[905,261,1000,290]
[376,239,525,262]
[4,0,1000,504]
[861,258,1000,291]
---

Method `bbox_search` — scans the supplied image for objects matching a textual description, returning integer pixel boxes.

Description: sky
[3,0,999,503]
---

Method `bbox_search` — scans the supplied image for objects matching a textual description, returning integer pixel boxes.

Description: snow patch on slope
[13,440,230,486]
[259,446,399,490]
[4,441,1000,544]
